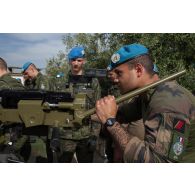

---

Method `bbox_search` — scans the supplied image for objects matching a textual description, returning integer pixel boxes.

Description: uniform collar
[0,73,11,79]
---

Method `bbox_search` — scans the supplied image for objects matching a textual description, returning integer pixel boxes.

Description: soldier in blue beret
[22,61,53,162]
[68,46,85,61]
[22,62,52,90]
[68,46,85,75]
[95,43,195,163]
[54,46,102,163]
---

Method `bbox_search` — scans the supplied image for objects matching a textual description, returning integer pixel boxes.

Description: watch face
[106,118,116,126]
[107,119,113,126]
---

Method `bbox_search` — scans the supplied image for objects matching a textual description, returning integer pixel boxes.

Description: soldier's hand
[95,95,118,124]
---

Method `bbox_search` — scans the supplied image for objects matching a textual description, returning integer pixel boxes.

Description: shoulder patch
[169,134,185,161]
[173,139,184,156]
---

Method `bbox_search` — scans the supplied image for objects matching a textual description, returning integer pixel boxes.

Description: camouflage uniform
[25,72,52,90]
[24,78,34,89]
[111,80,195,162]
[0,73,27,162]
[0,73,25,90]
[54,71,101,162]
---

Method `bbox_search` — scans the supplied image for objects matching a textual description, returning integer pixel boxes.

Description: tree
[46,50,69,78]
[46,33,195,92]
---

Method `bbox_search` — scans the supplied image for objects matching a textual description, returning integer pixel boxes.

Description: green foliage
[46,50,69,78]
[46,33,195,92]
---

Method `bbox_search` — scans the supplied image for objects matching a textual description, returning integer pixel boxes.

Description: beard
[118,84,136,95]
[118,85,126,94]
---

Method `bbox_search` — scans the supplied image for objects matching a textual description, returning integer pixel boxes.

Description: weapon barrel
[78,70,186,119]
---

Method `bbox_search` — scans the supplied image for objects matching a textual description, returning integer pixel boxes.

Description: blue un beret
[68,47,85,60]
[107,43,149,71]
[22,61,33,72]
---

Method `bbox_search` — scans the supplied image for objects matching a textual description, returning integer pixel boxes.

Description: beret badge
[111,53,120,63]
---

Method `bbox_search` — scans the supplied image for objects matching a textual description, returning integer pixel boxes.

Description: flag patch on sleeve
[173,119,185,134]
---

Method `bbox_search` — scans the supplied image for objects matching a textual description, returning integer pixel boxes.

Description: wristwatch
[105,118,116,127]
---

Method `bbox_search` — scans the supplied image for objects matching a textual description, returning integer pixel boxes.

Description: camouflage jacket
[57,71,101,140]
[0,73,25,90]
[26,72,52,91]
[0,73,25,148]
[112,81,195,163]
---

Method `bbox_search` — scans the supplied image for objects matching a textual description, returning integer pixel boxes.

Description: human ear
[135,63,144,77]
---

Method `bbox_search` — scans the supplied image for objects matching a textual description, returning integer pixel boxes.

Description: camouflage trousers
[0,135,29,163]
[56,138,96,163]
[48,123,101,163]
[27,136,48,163]
[0,124,48,163]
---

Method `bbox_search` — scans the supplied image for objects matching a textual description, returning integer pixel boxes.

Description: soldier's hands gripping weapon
[0,70,186,128]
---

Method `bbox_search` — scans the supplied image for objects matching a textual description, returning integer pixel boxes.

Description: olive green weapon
[0,70,186,128]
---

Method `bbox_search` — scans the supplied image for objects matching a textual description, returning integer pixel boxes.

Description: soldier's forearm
[107,122,131,152]
[91,114,101,123]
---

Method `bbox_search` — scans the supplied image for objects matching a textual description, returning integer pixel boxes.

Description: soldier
[0,57,27,162]
[55,46,101,162]
[0,58,25,90]
[22,61,52,162]
[95,43,195,163]
[22,62,52,90]
[106,69,146,162]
